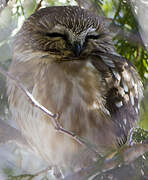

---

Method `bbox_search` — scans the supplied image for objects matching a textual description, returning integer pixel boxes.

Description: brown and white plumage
[7,6,143,169]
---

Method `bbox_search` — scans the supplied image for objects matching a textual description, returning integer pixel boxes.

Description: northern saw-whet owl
[7,6,143,171]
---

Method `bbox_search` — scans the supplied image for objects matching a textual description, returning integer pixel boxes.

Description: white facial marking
[87,26,96,33]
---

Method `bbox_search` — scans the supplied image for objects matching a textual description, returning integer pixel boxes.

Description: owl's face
[14,6,114,61]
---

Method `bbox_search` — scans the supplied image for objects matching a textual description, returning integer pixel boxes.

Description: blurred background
[0,0,148,179]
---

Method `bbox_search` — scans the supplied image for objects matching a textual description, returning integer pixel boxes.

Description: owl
[7,6,143,171]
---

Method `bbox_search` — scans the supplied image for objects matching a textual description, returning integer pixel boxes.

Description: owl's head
[14,6,115,61]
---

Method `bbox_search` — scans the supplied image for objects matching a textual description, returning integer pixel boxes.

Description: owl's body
[7,6,143,169]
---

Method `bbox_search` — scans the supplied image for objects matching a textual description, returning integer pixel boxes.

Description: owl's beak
[72,41,83,57]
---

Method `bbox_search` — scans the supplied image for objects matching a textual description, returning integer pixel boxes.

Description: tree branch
[0,56,148,179]
[0,66,99,155]
[76,0,104,16]
[63,143,148,180]
[34,0,44,13]
[109,22,143,46]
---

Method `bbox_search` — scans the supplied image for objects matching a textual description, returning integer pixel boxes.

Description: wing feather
[91,52,143,146]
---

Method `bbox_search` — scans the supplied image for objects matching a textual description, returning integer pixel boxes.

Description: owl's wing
[91,52,143,146]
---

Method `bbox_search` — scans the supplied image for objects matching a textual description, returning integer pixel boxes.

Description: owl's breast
[32,60,117,152]
[7,58,121,166]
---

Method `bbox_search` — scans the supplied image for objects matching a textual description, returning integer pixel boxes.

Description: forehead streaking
[30,6,101,33]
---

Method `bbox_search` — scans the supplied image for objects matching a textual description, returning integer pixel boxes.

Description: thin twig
[64,143,148,180]
[0,66,98,155]
[0,67,56,119]
[10,166,52,180]
[35,166,52,176]
[34,0,43,13]
[18,0,25,18]
[75,0,104,16]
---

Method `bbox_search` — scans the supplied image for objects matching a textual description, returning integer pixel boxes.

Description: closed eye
[45,32,67,40]
[86,34,105,40]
